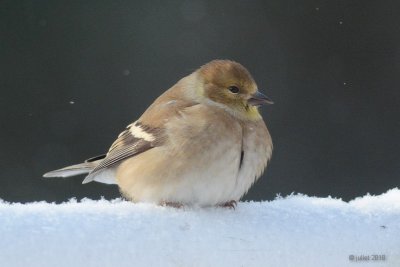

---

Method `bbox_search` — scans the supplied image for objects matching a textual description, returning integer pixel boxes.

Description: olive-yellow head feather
[195,60,273,121]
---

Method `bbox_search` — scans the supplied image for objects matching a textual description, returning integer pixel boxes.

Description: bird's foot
[219,200,237,209]
[160,201,184,209]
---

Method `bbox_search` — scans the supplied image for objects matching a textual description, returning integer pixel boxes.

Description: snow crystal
[1,189,399,267]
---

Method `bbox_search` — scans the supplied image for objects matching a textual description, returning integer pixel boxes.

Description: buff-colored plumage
[44,60,273,207]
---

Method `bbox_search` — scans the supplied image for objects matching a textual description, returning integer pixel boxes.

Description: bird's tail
[43,161,98,178]
[43,154,116,184]
[43,154,106,178]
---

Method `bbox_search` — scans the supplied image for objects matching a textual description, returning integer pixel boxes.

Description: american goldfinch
[44,60,273,207]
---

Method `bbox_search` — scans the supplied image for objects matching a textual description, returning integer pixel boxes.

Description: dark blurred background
[1,0,399,203]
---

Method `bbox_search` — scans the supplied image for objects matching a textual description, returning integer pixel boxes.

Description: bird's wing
[84,98,197,183]
[87,122,162,176]
[85,154,107,162]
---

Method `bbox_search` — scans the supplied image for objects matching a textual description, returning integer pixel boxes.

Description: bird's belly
[230,150,264,201]
[116,141,242,206]
[169,147,240,206]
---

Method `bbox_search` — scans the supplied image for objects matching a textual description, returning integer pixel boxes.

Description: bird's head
[193,60,273,121]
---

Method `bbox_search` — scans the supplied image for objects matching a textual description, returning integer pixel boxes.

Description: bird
[44,60,273,208]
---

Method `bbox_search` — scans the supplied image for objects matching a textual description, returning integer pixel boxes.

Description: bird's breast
[230,120,272,200]
[116,105,272,206]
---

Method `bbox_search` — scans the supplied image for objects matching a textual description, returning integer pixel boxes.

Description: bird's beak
[248,91,274,106]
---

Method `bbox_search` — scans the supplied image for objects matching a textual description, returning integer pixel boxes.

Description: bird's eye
[228,86,240,94]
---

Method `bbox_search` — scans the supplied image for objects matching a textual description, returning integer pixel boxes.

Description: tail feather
[43,158,117,185]
[43,162,95,178]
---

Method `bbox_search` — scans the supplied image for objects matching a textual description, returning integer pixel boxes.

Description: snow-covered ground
[1,189,399,267]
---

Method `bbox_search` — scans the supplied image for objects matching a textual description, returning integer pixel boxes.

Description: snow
[1,189,400,267]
